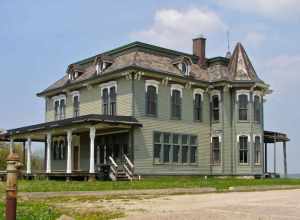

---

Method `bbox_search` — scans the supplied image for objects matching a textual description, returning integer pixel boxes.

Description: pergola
[264,130,290,178]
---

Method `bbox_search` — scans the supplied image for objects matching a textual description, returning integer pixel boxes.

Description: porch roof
[1,114,141,140]
[264,130,290,143]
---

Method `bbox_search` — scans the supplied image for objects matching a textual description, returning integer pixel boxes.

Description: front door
[73,146,79,170]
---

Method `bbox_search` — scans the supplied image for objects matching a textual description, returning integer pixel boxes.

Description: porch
[0,114,141,181]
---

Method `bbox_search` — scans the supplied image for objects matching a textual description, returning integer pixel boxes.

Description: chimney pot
[193,37,206,67]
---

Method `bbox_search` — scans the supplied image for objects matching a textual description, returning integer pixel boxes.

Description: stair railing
[123,155,134,181]
[109,156,118,181]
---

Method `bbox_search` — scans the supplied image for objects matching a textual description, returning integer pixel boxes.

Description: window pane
[182,135,188,145]
[146,86,157,115]
[163,133,170,143]
[212,95,219,122]
[194,94,202,121]
[238,94,248,120]
[110,87,116,115]
[173,134,179,144]
[154,144,161,162]
[212,137,220,164]
[163,145,170,163]
[173,145,179,162]
[182,146,188,163]
[239,136,248,163]
[154,132,161,143]
[171,90,181,119]
[190,136,197,145]
[102,88,109,115]
[190,146,197,163]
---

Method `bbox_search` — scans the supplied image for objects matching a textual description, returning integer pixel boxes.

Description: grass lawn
[0,176,300,193]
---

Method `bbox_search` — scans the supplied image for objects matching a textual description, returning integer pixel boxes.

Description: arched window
[254,95,261,123]
[254,136,261,164]
[146,85,157,116]
[102,88,109,115]
[239,135,248,164]
[238,94,248,121]
[212,95,220,122]
[171,89,181,119]
[110,86,116,116]
[194,93,202,121]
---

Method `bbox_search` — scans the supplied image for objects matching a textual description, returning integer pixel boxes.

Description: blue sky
[0,0,299,173]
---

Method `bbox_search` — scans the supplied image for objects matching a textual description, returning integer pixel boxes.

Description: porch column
[283,141,288,178]
[66,130,72,174]
[104,145,107,164]
[9,138,14,154]
[26,137,32,174]
[89,127,96,173]
[274,136,277,174]
[264,143,268,173]
[46,133,52,173]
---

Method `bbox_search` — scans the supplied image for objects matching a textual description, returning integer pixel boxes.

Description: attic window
[67,64,84,81]
[68,71,81,81]
[96,61,112,75]
[172,57,192,76]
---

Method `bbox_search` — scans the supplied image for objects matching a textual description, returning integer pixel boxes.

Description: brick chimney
[193,37,206,67]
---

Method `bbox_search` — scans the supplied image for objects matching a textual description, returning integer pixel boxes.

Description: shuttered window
[194,94,202,121]
[239,136,248,164]
[146,85,157,116]
[238,94,248,121]
[171,90,181,119]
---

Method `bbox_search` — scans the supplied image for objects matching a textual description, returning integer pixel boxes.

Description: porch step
[116,170,131,181]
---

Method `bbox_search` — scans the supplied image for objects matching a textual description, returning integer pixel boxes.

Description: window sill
[254,163,261,166]
[238,120,250,123]
[239,163,249,166]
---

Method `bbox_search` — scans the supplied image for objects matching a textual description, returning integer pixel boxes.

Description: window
[153,132,198,164]
[102,88,109,115]
[212,137,220,164]
[101,81,117,115]
[212,95,220,122]
[254,95,261,123]
[171,90,181,119]
[54,100,60,120]
[238,94,248,121]
[194,94,202,121]
[59,99,66,120]
[110,86,116,116]
[239,136,248,164]
[53,139,66,160]
[73,95,80,117]
[146,85,157,116]
[254,136,261,164]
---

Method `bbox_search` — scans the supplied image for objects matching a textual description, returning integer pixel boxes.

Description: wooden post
[273,135,276,174]
[6,153,22,220]
[283,141,287,178]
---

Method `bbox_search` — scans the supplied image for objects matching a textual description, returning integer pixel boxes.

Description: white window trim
[99,81,117,96]
[236,90,250,101]
[193,88,204,100]
[210,90,221,101]
[253,91,262,102]
[236,134,251,142]
[145,80,160,94]
[253,134,262,140]
[170,84,184,98]
[52,94,66,107]
[210,134,222,143]
[178,62,191,76]
[71,91,80,102]
[253,134,262,165]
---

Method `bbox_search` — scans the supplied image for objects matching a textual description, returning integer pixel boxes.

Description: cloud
[130,7,226,51]
[215,0,300,20]
[243,31,266,47]
[264,54,300,95]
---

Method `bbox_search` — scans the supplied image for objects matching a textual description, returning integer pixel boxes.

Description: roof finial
[225,30,231,58]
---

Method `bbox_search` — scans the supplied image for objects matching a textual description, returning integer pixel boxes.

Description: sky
[0,0,299,174]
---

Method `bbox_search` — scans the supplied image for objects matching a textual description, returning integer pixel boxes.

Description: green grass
[0,176,300,193]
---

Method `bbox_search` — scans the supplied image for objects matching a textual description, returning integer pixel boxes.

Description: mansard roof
[38,41,265,96]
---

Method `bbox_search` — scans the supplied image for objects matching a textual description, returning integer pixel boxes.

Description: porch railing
[109,156,118,181]
[123,155,134,181]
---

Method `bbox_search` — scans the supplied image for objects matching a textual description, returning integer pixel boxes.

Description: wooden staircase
[109,155,135,181]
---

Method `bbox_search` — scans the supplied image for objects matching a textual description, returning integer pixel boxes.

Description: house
[0,37,290,180]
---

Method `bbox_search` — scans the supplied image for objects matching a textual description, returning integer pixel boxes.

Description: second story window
[73,95,80,117]
[110,86,116,116]
[54,100,60,120]
[100,81,117,116]
[146,85,157,116]
[171,84,183,120]
[212,94,220,122]
[102,88,109,115]
[53,95,66,120]
[59,99,66,120]
[239,135,249,164]
[194,92,203,122]
[254,95,261,123]
[238,94,248,121]
[212,136,221,165]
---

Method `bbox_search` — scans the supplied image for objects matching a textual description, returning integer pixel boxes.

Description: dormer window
[67,64,84,81]
[94,55,114,75]
[172,56,192,76]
